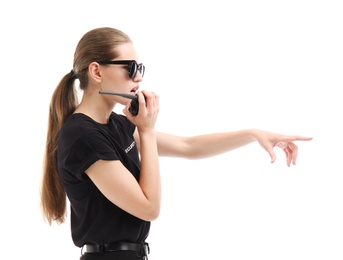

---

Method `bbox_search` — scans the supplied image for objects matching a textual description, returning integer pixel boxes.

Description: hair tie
[70,69,77,80]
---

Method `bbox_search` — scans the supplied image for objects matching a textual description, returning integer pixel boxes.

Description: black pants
[80,251,144,260]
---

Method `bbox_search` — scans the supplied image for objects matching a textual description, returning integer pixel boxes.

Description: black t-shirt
[57,112,150,247]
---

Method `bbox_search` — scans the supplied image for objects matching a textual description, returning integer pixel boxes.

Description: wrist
[138,129,157,139]
[246,129,260,142]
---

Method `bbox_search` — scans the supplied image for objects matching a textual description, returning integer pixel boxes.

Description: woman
[40,27,312,260]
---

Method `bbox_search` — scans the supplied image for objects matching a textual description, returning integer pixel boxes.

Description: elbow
[148,209,160,221]
[147,207,161,221]
[141,204,161,221]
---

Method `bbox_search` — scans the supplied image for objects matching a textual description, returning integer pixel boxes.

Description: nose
[133,71,143,82]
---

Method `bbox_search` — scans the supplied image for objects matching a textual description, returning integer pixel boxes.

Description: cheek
[100,70,131,90]
[103,68,129,82]
[101,71,116,84]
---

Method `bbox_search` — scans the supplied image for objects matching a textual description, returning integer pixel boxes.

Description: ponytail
[40,70,78,224]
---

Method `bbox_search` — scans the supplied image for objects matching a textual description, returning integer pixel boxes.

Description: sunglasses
[97,60,145,79]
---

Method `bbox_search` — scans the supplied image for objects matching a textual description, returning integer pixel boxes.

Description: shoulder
[58,113,105,149]
[60,113,96,135]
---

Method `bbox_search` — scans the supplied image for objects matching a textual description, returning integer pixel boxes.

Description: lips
[131,86,139,93]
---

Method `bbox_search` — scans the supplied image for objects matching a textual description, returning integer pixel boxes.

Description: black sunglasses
[97,60,145,79]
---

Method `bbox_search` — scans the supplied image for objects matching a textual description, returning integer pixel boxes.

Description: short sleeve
[65,132,120,180]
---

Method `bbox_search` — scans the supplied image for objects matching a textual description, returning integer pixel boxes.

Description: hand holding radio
[128,94,139,116]
[99,90,159,132]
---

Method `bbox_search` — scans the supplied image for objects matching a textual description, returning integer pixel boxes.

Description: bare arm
[136,129,312,166]
[155,130,256,159]
[86,91,161,221]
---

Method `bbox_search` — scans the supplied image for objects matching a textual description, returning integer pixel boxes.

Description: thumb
[266,146,276,163]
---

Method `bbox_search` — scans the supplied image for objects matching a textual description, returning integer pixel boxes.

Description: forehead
[115,42,139,61]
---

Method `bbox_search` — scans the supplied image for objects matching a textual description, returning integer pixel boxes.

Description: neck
[74,95,115,124]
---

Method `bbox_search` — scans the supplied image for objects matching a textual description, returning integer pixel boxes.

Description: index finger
[287,136,313,142]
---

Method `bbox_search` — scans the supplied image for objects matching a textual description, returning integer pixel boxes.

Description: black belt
[81,242,149,257]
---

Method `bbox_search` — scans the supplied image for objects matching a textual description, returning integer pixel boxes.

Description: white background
[0,1,342,259]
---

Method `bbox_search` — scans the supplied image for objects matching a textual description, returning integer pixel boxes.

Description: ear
[88,62,102,83]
